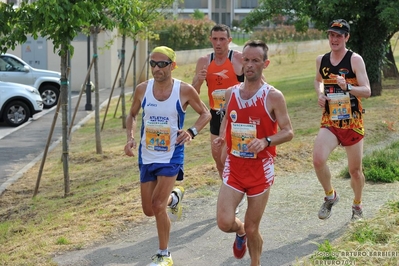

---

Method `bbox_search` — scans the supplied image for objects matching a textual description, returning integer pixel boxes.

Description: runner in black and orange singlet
[313,19,371,222]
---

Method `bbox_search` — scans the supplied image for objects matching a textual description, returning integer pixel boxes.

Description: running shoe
[351,205,363,221]
[318,191,340,220]
[168,186,185,222]
[149,252,173,266]
[233,234,247,259]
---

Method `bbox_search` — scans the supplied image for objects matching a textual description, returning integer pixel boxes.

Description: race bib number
[211,89,226,110]
[230,123,257,159]
[145,120,171,151]
[327,93,352,120]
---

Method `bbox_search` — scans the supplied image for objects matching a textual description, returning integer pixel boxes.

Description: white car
[0,81,43,127]
[0,53,60,109]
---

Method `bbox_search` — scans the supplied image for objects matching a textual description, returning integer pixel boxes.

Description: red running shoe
[233,234,247,259]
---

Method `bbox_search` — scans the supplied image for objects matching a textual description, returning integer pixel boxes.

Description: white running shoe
[168,186,185,222]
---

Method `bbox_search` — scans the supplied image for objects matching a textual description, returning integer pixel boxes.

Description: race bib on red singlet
[230,123,257,159]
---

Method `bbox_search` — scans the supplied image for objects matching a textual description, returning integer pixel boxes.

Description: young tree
[243,0,399,96]
[108,0,175,129]
[0,0,114,196]
[0,0,178,194]
[91,26,103,154]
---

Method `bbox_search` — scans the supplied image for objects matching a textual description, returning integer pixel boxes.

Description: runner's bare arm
[192,56,209,94]
[212,88,232,152]
[349,53,371,98]
[181,82,211,135]
[266,89,294,146]
[314,55,328,108]
[124,83,146,156]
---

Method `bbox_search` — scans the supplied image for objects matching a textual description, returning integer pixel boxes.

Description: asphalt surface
[0,86,125,195]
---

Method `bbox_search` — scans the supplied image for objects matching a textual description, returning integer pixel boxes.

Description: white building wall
[6,31,148,92]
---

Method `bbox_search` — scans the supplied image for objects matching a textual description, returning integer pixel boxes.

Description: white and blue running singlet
[138,78,186,165]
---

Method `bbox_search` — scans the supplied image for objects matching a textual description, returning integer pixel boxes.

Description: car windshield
[0,56,26,72]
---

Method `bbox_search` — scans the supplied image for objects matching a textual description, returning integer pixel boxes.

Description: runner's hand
[176,129,192,145]
[212,137,224,153]
[124,139,136,157]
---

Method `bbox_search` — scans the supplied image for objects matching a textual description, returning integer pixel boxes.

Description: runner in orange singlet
[192,24,244,179]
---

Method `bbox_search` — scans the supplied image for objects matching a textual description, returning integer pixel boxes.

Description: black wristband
[187,128,195,139]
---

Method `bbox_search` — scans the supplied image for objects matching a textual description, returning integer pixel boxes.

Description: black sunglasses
[149,60,173,68]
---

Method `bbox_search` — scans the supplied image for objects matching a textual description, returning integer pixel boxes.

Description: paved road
[0,86,124,195]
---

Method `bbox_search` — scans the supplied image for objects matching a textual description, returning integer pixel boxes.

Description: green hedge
[251,25,325,44]
[151,19,215,51]
[151,20,325,51]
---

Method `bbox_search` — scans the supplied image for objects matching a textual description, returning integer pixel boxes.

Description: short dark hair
[210,24,231,38]
[243,40,269,60]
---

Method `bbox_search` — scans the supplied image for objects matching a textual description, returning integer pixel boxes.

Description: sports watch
[266,137,271,147]
[188,127,198,139]
[346,83,353,91]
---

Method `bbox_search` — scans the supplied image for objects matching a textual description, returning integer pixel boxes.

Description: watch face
[191,127,198,136]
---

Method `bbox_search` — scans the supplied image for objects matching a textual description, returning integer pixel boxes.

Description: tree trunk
[370,81,383,97]
[60,45,70,196]
[382,44,399,79]
[93,26,102,154]
[121,34,126,129]
[360,41,384,97]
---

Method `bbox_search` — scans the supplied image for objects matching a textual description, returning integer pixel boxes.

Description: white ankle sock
[158,249,169,256]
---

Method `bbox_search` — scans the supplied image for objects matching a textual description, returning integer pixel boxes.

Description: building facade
[173,0,258,27]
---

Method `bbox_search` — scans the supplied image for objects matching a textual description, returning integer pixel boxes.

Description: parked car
[0,81,43,127]
[0,53,60,109]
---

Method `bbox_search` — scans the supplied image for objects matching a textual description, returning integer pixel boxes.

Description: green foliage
[0,0,117,56]
[251,26,324,44]
[0,2,29,52]
[56,236,70,245]
[348,222,390,244]
[232,19,241,28]
[311,240,339,260]
[190,9,205,20]
[244,0,399,96]
[363,141,399,183]
[387,200,399,212]
[151,19,215,51]
[109,0,175,40]
[340,140,399,183]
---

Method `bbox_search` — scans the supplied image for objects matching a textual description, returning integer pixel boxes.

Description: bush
[251,25,325,44]
[150,22,325,51]
[151,19,215,51]
[340,140,399,183]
